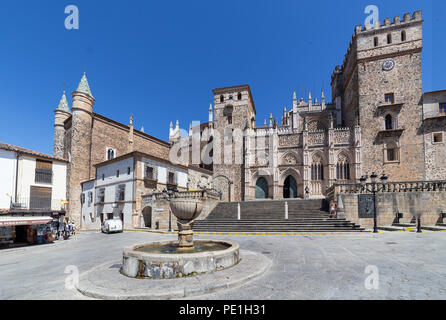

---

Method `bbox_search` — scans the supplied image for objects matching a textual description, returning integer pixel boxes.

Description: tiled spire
[76,72,93,98]
[56,91,71,113]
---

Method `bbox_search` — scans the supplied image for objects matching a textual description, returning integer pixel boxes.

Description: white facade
[0,147,67,212]
[140,157,188,189]
[0,149,17,209]
[82,157,135,229]
[16,156,67,209]
[80,153,190,230]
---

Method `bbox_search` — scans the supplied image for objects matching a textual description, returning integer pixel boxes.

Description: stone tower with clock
[331,10,425,181]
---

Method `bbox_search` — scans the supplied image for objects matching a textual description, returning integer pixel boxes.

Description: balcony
[35,169,53,184]
[10,197,66,212]
[423,111,446,121]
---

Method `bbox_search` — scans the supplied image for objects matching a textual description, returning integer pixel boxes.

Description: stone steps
[196,199,365,233]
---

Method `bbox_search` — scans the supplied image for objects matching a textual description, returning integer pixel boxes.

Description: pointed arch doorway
[283,175,298,199]
[255,177,269,199]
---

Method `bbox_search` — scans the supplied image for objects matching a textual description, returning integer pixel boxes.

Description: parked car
[101,219,123,234]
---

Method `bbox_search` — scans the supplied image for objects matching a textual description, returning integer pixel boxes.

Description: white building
[0,142,67,216]
[81,151,189,230]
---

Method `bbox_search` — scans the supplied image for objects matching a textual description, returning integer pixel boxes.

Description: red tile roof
[0,142,67,162]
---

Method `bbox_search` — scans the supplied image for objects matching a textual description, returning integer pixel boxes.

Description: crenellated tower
[331,10,424,181]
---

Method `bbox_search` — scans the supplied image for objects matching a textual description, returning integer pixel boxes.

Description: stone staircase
[194,199,365,232]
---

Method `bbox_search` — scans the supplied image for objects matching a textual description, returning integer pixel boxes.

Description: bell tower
[212,85,256,202]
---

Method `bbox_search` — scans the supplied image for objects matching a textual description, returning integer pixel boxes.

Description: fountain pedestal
[121,196,240,279]
[177,221,194,248]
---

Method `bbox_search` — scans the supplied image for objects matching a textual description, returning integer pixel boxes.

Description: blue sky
[0,0,444,155]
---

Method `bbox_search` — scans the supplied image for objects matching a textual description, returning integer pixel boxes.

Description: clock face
[382,59,395,71]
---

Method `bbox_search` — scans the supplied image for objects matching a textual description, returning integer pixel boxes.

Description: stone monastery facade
[171,10,445,202]
[53,10,446,227]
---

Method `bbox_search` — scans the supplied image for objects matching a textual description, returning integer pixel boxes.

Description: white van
[101,219,123,234]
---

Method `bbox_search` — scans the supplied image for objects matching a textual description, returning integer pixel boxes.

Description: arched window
[385,114,393,130]
[374,37,378,47]
[385,141,399,162]
[237,93,242,100]
[220,95,224,103]
[224,105,233,125]
[336,154,350,180]
[107,148,115,160]
[311,155,324,181]
[401,30,406,41]
[387,33,392,44]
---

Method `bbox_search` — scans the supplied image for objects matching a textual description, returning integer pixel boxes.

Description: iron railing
[35,169,53,184]
[10,197,66,211]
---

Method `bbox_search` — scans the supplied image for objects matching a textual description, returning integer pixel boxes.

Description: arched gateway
[142,207,152,228]
[255,177,269,199]
[283,175,298,199]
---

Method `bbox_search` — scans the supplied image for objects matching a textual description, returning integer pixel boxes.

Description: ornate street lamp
[360,172,388,234]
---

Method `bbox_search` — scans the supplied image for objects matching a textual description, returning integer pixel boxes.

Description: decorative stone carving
[281,153,298,165]
[279,134,301,147]
[308,132,325,146]
[307,120,326,132]
[333,130,351,144]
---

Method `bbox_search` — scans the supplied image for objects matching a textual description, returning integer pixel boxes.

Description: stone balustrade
[334,180,446,195]
[142,189,221,202]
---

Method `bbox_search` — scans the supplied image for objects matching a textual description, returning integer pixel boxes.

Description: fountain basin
[121,240,240,279]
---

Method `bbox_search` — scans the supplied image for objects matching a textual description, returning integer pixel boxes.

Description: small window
[127,167,131,175]
[220,95,224,103]
[237,93,242,100]
[433,133,444,143]
[88,192,93,207]
[168,172,176,184]
[385,93,394,104]
[384,141,399,163]
[102,174,105,181]
[228,115,233,125]
[387,34,392,44]
[81,193,86,205]
[228,95,233,100]
[116,170,120,178]
[439,103,446,113]
[106,148,115,160]
[97,188,105,203]
[374,37,378,47]
[116,185,125,201]
[401,30,406,41]
[385,114,393,130]
[145,166,154,180]
[387,148,396,161]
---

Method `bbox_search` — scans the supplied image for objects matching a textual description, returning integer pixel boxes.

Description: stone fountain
[121,197,239,279]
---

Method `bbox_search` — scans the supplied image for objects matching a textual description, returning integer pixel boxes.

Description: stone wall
[423,118,446,180]
[338,190,446,229]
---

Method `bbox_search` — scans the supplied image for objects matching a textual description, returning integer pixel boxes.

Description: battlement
[354,10,421,35]
[331,10,422,84]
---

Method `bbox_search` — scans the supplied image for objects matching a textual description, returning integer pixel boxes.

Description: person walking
[329,201,337,219]
[305,186,310,199]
